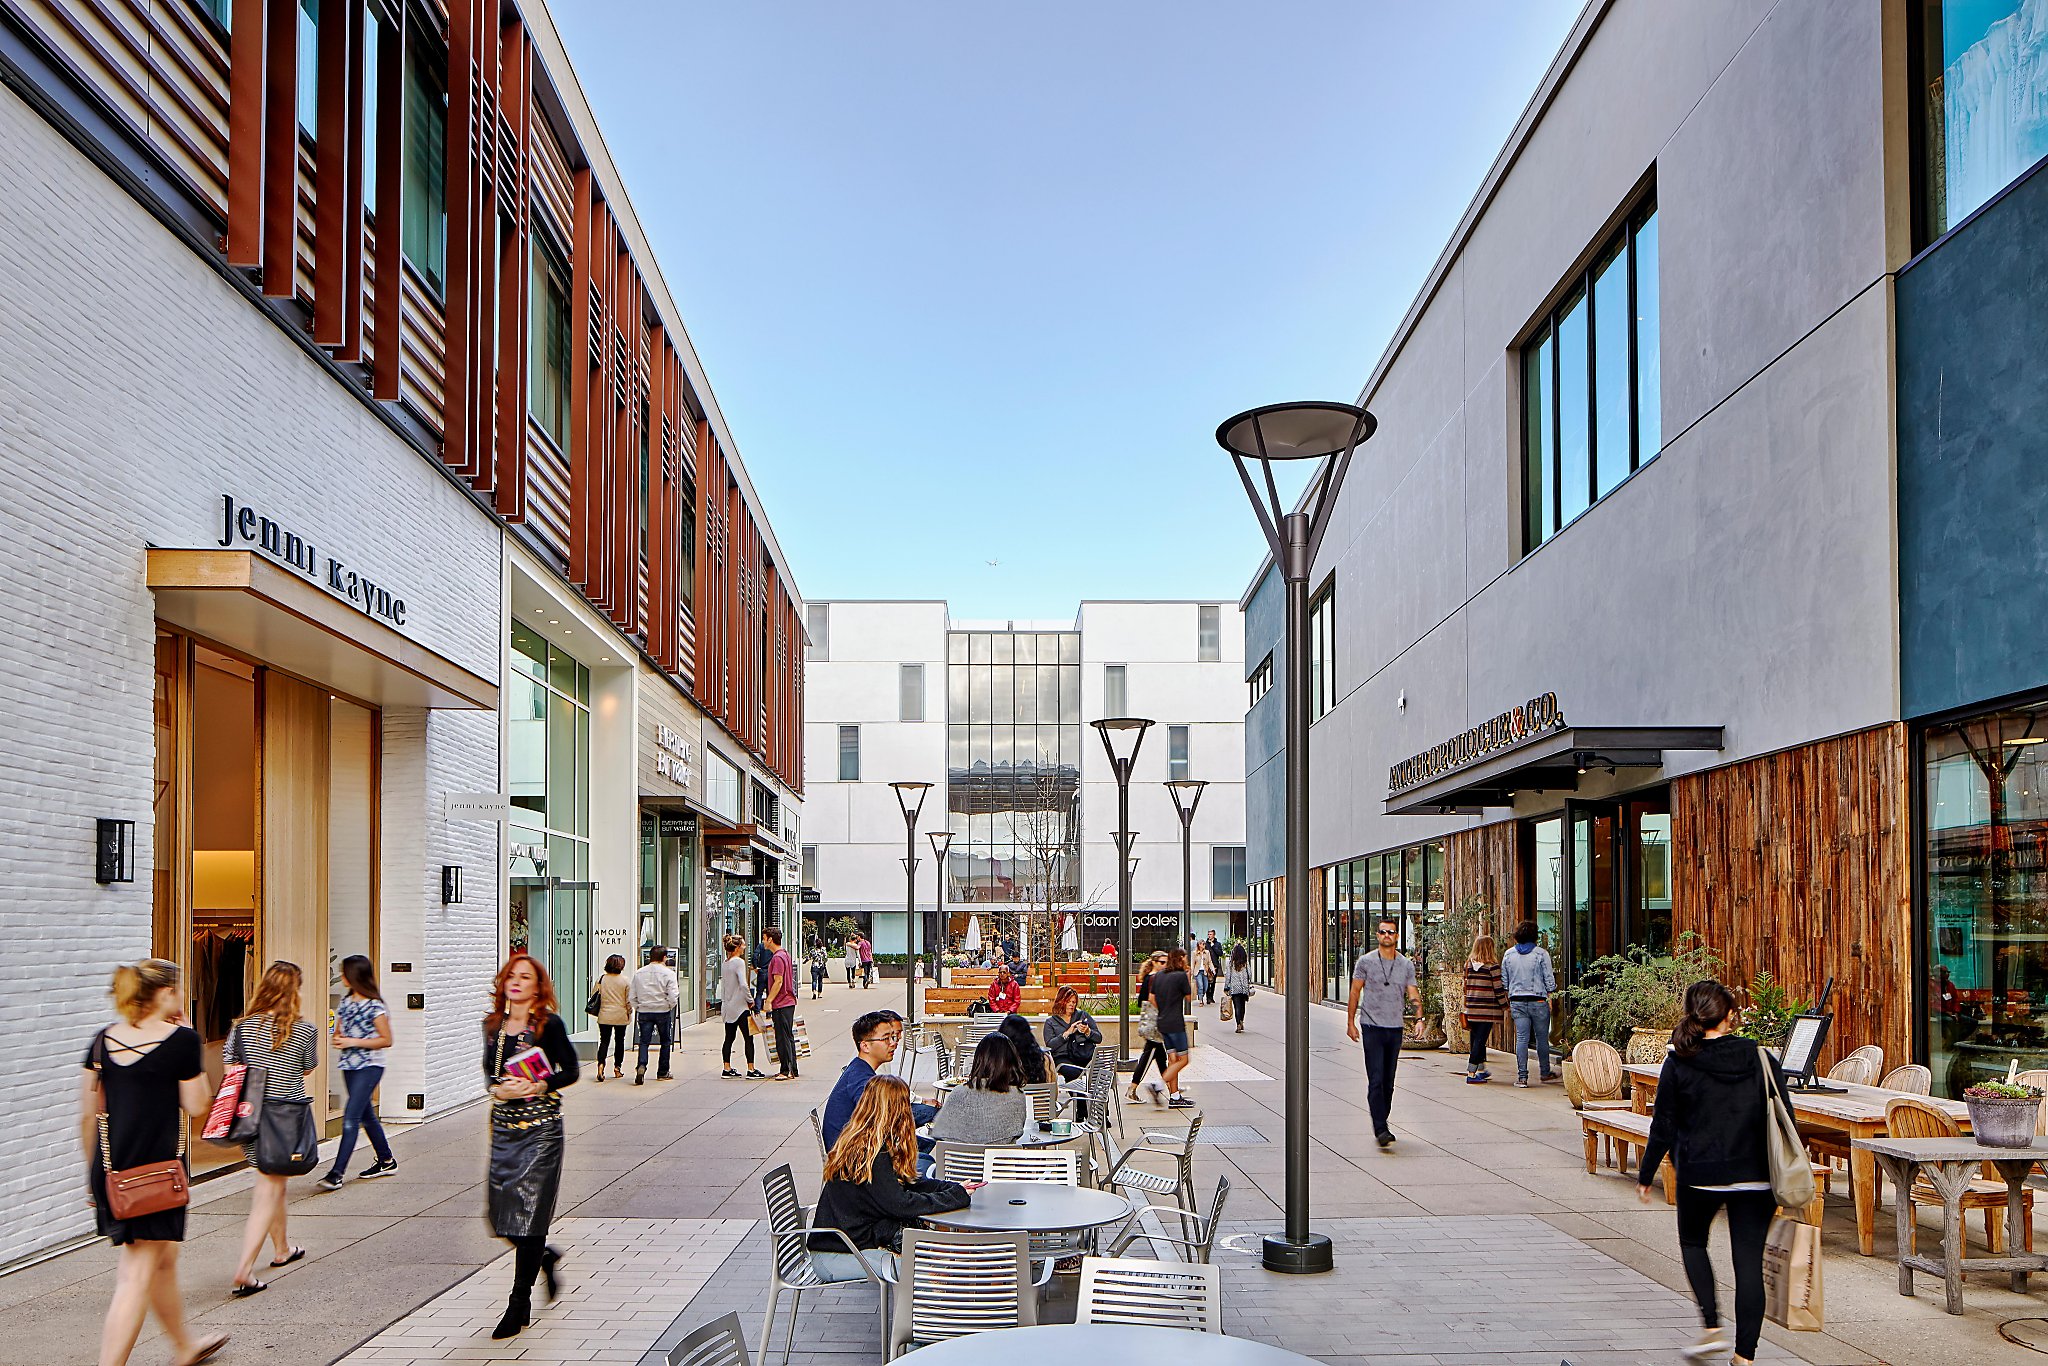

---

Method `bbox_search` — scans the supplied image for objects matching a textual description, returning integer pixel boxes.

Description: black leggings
[597,1023,626,1070]
[1230,993,1249,1027]
[1130,1039,1170,1086]
[722,1018,755,1067]
[1675,1185,1774,1359]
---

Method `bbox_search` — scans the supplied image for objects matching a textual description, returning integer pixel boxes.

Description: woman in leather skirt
[482,953,580,1339]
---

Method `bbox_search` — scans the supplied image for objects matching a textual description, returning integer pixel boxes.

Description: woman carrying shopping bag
[1222,944,1254,1033]
[228,960,319,1297]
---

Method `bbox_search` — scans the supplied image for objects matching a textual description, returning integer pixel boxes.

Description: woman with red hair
[482,954,580,1339]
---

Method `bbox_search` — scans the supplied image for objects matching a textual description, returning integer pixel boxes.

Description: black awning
[1384,726,1723,816]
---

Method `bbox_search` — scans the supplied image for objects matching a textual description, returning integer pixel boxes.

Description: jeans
[1466,1020,1493,1072]
[637,1011,674,1076]
[1676,1186,1774,1359]
[772,1004,799,1075]
[809,1248,895,1282]
[861,960,873,987]
[811,969,826,998]
[331,1065,393,1174]
[597,1023,626,1071]
[1510,999,1552,1081]
[722,1017,755,1068]
[1230,992,1249,1027]
[1360,1025,1403,1135]
[1195,970,1212,1003]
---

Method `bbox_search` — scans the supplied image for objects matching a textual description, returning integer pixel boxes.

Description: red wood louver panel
[370,11,405,400]
[442,0,497,484]
[493,14,533,521]
[225,0,267,268]
[312,0,359,348]
[259,0,297,296]
[568,169,597,590]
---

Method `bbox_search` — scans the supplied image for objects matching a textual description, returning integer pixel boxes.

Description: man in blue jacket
[821,1010,939,1151]
[1500,920,1560,1087]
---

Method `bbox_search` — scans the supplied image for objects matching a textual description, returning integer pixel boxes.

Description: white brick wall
[0,86,503,1263]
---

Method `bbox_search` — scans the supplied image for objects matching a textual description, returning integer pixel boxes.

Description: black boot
[539,1246,562,1303]
[491,1289,531,1339]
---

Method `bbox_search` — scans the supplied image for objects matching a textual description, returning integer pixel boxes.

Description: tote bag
[1763,1213,1825,1330]
[1219,996,1234,1023]
[254,1095,319,1176]
[201,1023,265,1147]
[1758,1044,1816,1210]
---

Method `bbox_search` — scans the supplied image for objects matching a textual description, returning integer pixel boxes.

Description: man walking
[764,927,801,1080]
[1501,920,1560,1087]
[1346,917,1421,1148]
[629,945,680,1085]
[1203,931,1224,1002]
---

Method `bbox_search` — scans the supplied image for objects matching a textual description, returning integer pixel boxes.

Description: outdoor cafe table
[1626,1061,1974,1256]
[903,1324,1315,1364]
[1855,1135,2048,1315]
[921,1181,1133,1235]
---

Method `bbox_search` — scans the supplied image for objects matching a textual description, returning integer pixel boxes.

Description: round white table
[923,1181,1131,1234]
[899,1324,1313,1363]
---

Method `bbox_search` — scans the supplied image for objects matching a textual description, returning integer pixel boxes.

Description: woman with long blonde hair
[228,960,319,1296]
[809,1075,970,1279]
[482,953,580,1339]
[1460,934,1509,1084]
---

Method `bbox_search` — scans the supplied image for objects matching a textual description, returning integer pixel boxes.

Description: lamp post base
[1261,1232,1334,1275]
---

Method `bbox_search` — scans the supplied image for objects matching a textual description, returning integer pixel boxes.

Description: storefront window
[1322,838,1448,1001]
[1530,815,1564,956]
[508,625,592,1014]
[1245,880,1274,987]
[1924,703,2048,1096]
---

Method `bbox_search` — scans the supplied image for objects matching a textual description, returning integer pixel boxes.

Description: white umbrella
[964,914,983,954]
[1061,913,1079,953]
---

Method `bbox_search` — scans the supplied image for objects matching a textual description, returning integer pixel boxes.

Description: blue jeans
[1510,999,1553,1081]
[332,1065,392,1173]
[810,1248,894,1282]
[638,1011,674,1075]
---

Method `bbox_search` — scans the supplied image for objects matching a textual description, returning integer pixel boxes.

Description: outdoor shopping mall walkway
[2,979,2040,1364]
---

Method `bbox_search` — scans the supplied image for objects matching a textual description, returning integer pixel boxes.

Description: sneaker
[1540,1072,1562,1083]
[1514,1078,1530,1088]
[1681,1325,1730,1360]
[721,1068,740,1078]
[634,1070,645,1086]
[1168,1094,1195,1109]
[1145,1081,1168,1109]
[358,1158,398,1180]
[1375,1130,1394,1148]
[1465,1072,1487,1085]
[314,1171,344,1192]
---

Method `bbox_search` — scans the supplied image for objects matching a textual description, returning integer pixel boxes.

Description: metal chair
[960,1016,1002,1048]
[1075,1256,1221,1333]
[667,1311,752,1366]
[807,1108,829,1166]
[930,1140,992,1184]
[1880,1064,1932,1096]
[758,1165,889,1366]
[1107,1175,1231,1264]
[890,1229,1037,1357]
[1019,1082,1058,1127]
[1885,1096,2035,1256]
[1104,1112,1203,1221]
[982,1148,1078,1184]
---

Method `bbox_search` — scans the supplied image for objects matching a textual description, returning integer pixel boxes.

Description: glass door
[1566,801,1622,979]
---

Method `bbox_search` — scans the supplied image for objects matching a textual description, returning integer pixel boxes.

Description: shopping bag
[746,1010,769,1037]
[1220,997,1234,1023]
[201,1024,265,1146]
[1762,1213,1824,1330]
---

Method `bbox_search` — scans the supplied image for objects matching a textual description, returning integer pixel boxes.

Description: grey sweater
[928,1084,1028,1145]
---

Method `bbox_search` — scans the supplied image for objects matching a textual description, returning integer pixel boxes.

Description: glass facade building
[1320,841,1447,1003]
[1914,0,2048,244]
[508,624,594,1004]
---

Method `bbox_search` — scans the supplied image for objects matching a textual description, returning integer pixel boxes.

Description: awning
[148,549,497,711]
[1384,725,1723,816]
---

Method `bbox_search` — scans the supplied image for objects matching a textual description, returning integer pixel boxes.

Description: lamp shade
[1216,401,1375,462]
[927,830,954,856]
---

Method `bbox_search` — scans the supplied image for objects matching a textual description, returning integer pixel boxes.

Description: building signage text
[654,724,694,785]
[1387,693,1566,794]
[216,493,409,628]
[1080,912,1181,930]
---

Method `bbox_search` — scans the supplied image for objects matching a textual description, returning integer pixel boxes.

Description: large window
[1248,653,1273,707]
[1522,200,1660,551]
[837,724,861,782]
[529,238,571,447]
[1245,881,1275,987]
[704,749,741,822]
[806,603,828,661]
[1103,663,1127,717]
[1307,579,1335,722]
[1915,1,2048,245]
[1321,840,1445,1003]
[1197,605,1221,663]
[900,663,925,722]
[945,630,1082,906]
[1211,846,1247,900]
[1168,725,1189,781]
[508,625,592,1001]
[401,34,447,292]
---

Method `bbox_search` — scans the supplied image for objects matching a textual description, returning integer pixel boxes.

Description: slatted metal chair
[1880,1064,1932,1096]
[930,1140,993,1184]
[982,1148,1078,1184]
[667,1311,752,1366]
[1885,1096,2035,1256]
[1019,1082,1058,1127]
[758,1164,889,1366]
[890,1230,1037,1358]
[1075,1256,1221,1333]
[960,1015,1002,1048]
[807,1108,829,1166]
[930,1033,955,1083]
[1107,1174,1231,1264]
[1104,1112,1203,1222]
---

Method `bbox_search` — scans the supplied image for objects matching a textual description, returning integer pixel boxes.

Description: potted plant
[1408,894,1486,1053]
[1735,970,1810,1052]
[1964,1081,2045,1147]
[939,952,964,987]
[1561,933,1721,1064]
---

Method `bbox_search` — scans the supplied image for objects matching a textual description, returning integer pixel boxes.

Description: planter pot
[1966,1094,2042,1148]
[1625,1026,1671,1066]
[938,966,952,988]
[1402,1019,1448,1051]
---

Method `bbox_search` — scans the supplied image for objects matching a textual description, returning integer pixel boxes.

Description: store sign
[711,855,755,878]
[654,724,693,784]
[1080,912,1181,930]
[659,814,697,838]
[445,792,508,822]
[1387,692,1566,794]
[800,888,822,904]
[216,494,409,628]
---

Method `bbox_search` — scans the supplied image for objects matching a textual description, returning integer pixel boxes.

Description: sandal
[177,1333,231,1366]
[269,1246,306,1267]
[230,1279,267,1297]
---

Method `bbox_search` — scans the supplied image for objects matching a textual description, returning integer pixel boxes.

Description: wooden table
[1626,1062,1973,1255]
[903,1324,1315,1363]
[1855,1135,2048,1314]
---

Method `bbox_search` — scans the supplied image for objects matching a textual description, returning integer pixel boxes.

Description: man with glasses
[1346,916,1422,1148]
[820,1010,939,1151]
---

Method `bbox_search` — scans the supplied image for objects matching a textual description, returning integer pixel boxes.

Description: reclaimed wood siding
[1445,821,1524,943]
[1670,724,1913,1072]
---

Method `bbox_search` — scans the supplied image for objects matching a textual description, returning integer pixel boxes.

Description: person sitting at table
[997,1011,1054,1085]
[1042,987,1101,1080]
[822,1010,937,1151]
[810,1075,972,1279]
[929,1034,1030,1145]
[987,964,1022,1015]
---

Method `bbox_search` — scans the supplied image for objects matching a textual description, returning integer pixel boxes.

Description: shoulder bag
[585,980,603,1019]
[201,1021,265,1146]
[1758,1043,1816,1211]
[91,1032,191,1221]
[252,1024,319,1176]
[1138,1000,1162,1043]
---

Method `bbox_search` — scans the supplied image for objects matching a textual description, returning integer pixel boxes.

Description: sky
[548,1,1585,619]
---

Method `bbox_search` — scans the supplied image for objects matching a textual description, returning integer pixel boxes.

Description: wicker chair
[1880,1064,1932,1096]
[1885,1096,2034,1256]
[1569,1040,1633,1167]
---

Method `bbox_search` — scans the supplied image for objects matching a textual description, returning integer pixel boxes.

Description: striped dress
[230,1014,318,1163]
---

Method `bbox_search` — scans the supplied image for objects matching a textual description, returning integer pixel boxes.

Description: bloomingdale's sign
[1387,693,1565,794]
[216,493,409,628]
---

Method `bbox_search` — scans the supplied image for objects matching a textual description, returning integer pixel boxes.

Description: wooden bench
[921,987,1058,1017]
[1582,1109,1675,1203]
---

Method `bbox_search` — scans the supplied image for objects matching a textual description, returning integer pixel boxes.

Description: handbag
[1219,997,1234,1023]
[91,1033,190,1221]
[202,1021,265,1147]
[585,981,603,1018]
[1138,1001,1162,1043]
[255,1095,319,1176]
[746,1010,769,1037]
[1758,1044,1816,1210]
[1762,1212,1825,1330]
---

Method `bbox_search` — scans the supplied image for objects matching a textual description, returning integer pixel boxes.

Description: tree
[1009,758,1108,962]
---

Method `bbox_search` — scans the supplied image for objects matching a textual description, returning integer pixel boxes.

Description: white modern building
[801,600,1247,965]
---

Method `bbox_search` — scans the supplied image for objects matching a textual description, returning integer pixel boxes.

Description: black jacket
[809,1152,969,1252]
[482,1013,581,1091]
[1637,1035,1785,1189]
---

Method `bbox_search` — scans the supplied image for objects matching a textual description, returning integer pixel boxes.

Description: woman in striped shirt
[227,961,319,1297]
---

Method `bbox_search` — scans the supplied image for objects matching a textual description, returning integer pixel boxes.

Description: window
[899,663,925,722]
[1211,846,1247,900]
[801,844,818,888]
[1307,580,1335,722]
[1915,1,2048,245]
[1321,839,1446,1002]
[529,238,570,447]
[193,0,230,28]
[680,494,696,605]
[1168,725,1190,781]
[945,631,1083,904]
[401,35,447,292]
[807,604,829,662]
[704,750,741,822]
[1248,653,1273,707]
[751,780,778,829]
[1104,663,1127,717]
[296,0,318,135]
[1197,605,1221,662]
[1522,199,1659,551]
[1245,881,1274,986]
[837,724,861,782]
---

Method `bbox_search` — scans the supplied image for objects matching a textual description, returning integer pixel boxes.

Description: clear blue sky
[550,1,1584,618]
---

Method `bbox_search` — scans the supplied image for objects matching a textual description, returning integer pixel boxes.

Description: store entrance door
[1558,788,1674,981]
[510,878,598,1015]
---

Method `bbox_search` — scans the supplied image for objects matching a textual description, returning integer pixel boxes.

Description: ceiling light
[2009,737,2045,746]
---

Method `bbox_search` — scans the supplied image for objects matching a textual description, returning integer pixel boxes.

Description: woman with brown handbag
[79,958,227,1366]
[1460,934,1510,1083]
[227,961,319,1296]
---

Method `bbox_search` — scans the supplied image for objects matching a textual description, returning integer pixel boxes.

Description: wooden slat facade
[1444,820,1525,943]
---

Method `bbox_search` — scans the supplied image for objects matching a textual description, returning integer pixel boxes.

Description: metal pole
[1115,762,1132,1061]
[904,814,919,1030]
[1180,805,1194,960]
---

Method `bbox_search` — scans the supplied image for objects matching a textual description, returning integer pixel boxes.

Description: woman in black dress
[79,958,227,1366]
[483,953,580,1339]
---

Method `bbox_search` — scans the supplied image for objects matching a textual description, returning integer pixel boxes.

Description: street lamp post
[891,782,932,1041]
[926,829,953,996]
[1217,400,1376,1276]
[1166,779,1208,961]
[1092,717,1154,1061]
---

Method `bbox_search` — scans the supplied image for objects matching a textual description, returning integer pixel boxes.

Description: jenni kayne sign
[1387,693,1566,794]
[216,494,409,628]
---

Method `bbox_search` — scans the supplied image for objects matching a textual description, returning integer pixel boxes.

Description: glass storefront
[945,630,1083,908]
[1924,702,2048,1096]
[507,625,593,1017]
[1321,840,1446,1002]
[639,811,697,1010]
[1244,881,1274,987]
[1522,788,1672,981]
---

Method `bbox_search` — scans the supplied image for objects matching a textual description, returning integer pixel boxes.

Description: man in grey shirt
[1346,916,1421,1147]
[1500,920,1560,1086]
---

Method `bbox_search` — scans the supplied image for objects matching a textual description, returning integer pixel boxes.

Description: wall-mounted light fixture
[96,819,135,884]
[441,865,464,904]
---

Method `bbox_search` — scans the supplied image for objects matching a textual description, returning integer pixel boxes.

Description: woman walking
[1222,944,1253,1033]
[1636,980,1783,1364]
[316,956,397,1190]
[483,953,581,1339]
[1460,935,1509,1084]
[228,960,318,1297]
[592,955,631,1082]
[719,935,762,1078]
[1151,948,1197,1109]
[81,959,227,1366]
[1127,951,1172,1106]
[809,942,828,999]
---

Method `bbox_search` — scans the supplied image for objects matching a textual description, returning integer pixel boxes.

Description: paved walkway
[4,979,2044,1364]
